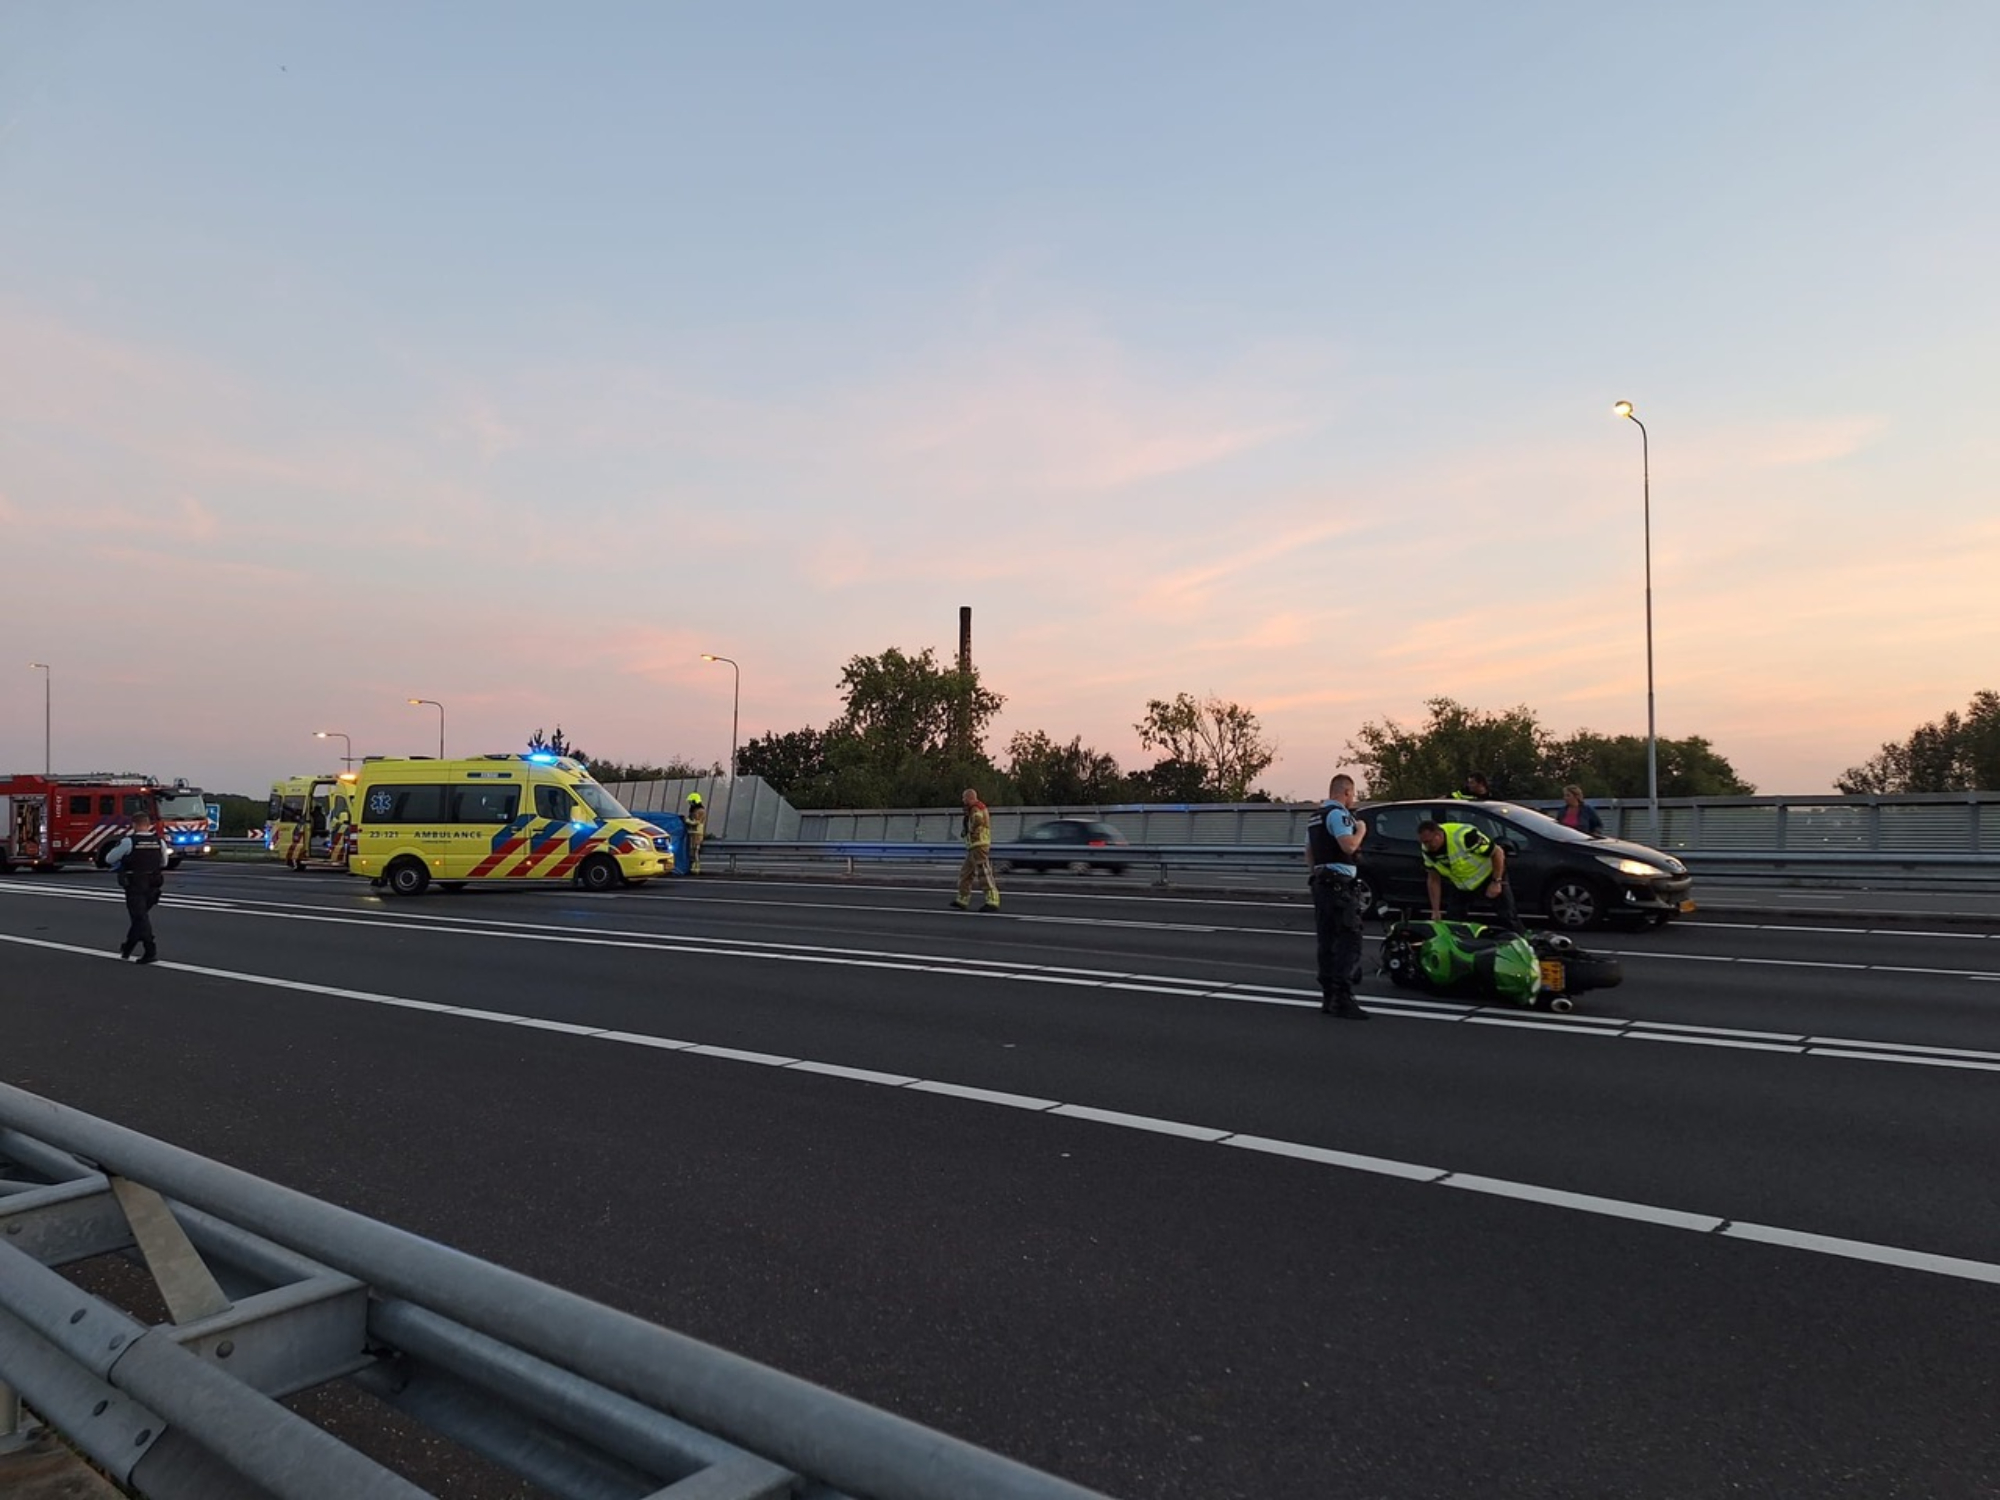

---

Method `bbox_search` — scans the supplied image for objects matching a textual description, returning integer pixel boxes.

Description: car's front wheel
[577,855,621,893]
[384,858,430,897]
[1544,875,1607,930]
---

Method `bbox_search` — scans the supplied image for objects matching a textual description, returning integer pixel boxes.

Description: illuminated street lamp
[1613,401,1660,845]
[315,730,354,769]
[29,663,50,775]
[407,698,446,759]
[700,654,740,781]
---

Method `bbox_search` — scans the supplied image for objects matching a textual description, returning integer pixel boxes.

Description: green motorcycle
[1378,917,1622,1012]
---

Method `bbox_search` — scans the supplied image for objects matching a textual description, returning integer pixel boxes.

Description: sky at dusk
[4,3,1995,801]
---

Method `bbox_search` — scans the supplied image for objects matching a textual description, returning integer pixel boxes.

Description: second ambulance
[345,754,672,896]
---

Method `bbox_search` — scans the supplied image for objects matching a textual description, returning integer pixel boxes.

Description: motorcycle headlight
[1597,855,1665,878]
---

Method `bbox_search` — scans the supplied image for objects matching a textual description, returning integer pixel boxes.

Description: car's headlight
[1597,855,1666,878]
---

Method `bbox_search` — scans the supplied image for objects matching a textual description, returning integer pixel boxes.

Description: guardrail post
[0,1379,23,1449]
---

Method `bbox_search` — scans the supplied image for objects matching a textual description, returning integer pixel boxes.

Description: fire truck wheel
[577,855,621,893]
[384,858,431,897]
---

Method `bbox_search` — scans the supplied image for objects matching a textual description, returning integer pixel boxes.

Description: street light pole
[700,655,740,781]
[29,663,50,775]
[407,699,445,759]
[315,730,354,769]
[1613,402,1660,846]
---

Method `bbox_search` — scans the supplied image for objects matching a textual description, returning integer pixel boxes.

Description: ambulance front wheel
[384,858,431,897]
[578,855,621,893]
[166,854,183,871]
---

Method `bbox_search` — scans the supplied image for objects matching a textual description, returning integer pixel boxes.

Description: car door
[1449,805,1544,900]
[1357,804,1429,908]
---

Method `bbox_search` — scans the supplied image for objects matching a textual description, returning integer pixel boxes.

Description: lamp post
[700,654,740,781]
[315,730,354,769]
[1613,401,1660,846]
[407,699,445,759]
[28,663,50,775]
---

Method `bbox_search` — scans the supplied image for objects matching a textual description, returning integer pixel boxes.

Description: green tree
[1133,693,1277,800]
[737,727,843,799]
[1837,690,2000,793]
[1549,731,1755,798]
[1345,698,1552,801]
[1128,757,1211,803]
[1347,699,1754,801]
[835,647,1005,758]
[1005,731,1127,805]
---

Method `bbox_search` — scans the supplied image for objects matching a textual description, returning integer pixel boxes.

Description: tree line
[713,648,1759,809]
[1837,690,2000,793]
[730,648,1280,809]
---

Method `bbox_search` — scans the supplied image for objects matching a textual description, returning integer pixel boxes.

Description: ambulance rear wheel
[578,855,620,893]
[384,858,430,897]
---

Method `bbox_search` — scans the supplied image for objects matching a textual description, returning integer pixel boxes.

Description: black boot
[118,939,136,960]
[136,947,159,966]
[1321,994,1371,1020]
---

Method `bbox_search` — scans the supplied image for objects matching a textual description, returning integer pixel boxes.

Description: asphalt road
[3,863,1998,1499]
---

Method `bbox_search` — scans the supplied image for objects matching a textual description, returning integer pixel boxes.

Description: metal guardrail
[692,840,2000,890]
[0,1083,1112,1500]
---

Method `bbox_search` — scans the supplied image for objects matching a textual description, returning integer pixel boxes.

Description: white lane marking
[1049,1105,1233,1142]
[1738,958,1867,971]
[1440,1176,1723,1233]
[8,903,2000,1070]
[1222,1137,1446,1181]
[1720,1223,2000,1285]
[1807,1049,2000,1073]
[1626,1034,1806,1054]
[1807,1035,2000,1061]
[686,1044,797,1066]
[1016,914,1221,933]
[1630,1022,1805,1042]
[905,1081,1062,1111]
[4,930,1997,1288]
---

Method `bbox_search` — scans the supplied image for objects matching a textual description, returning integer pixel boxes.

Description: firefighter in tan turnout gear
[951,788,1000,912]
[685,792,707,874]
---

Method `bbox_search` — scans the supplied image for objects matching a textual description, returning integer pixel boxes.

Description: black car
[1354,799,1694,929]
[999,819,1132,875]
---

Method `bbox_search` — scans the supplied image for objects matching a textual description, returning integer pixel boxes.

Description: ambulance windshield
[573,781,632,822]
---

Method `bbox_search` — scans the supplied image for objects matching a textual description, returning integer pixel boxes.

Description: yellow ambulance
[345,754,672,896]
[265,773,355,870]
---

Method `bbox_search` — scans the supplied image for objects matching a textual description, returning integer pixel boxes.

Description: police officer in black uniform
[1307,773,1370,1019]
[105,810,167,964]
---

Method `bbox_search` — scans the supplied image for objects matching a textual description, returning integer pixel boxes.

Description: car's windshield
[155,792,206,820]
[573,780,632,821]
[1485,801,1598,844]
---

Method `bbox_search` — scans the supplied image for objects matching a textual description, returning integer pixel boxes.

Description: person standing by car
[1307,774,1370,1019]
[1556,784,1604,836]
[1451,772,1493,801]
[1418,818,1521,931]
[104,810,167,964]
[951,788,1000,912]
[684,792,707,874]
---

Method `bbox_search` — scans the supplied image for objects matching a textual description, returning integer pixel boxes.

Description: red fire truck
[0,773,167,873]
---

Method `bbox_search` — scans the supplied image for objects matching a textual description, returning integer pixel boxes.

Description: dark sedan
[998,819,1132,876]
[1355,799,1694,929]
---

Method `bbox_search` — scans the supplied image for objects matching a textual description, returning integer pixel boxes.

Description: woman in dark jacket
[1557,784,1604,836]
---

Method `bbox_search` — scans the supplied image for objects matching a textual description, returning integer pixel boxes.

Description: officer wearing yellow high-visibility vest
[1418,818,1521,931]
